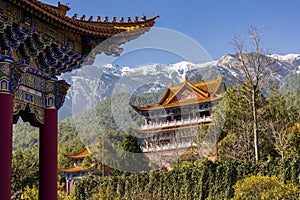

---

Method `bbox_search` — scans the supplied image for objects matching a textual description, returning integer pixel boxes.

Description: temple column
[70,179,74,193]
[0,93,13,200]
[66,178,70,194]
[39,108,58,200]
[0,61,17,200]
[39,79,69,200]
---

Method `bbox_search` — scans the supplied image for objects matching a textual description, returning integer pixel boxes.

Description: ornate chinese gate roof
[9,0,158,37]
[0,0,158,127]
[0,0,158,75]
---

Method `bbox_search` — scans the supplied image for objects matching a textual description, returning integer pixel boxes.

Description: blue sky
[43,0,300,67]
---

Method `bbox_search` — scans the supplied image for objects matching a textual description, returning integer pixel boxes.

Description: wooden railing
[141,116,212,130]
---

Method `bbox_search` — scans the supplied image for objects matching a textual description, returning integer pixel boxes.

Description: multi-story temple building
[0,1,158,199]
[131,75,226,163]
[60,147,95,194]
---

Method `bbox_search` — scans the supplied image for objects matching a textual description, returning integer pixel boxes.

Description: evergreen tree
[264,88,300,159]
[11,146,39,199]
[118,132,150,173]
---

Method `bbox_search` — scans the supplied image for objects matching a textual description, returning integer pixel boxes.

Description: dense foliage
[72,157,299,200]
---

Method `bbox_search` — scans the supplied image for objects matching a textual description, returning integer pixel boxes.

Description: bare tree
[231,25,274,161]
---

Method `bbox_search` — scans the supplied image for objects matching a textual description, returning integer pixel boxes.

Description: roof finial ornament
[58,1,70,15]
[185,75,188,81]
[80,15,86,21]
[96,16,101,22]
[88,16,93,21]
[134,16,139,22]
[127,17,131,23]
[104,16,109,22]
[72,13,77,19]
[141,14,146,21]
[112,17,116,23]
[119,17,124,23]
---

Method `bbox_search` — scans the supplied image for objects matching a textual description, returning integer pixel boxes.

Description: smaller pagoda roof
[131,75,225,112]
[59,163,96,173]
[65,147,90,159]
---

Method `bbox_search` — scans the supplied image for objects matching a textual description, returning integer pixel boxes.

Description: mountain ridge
[58,53,300,120]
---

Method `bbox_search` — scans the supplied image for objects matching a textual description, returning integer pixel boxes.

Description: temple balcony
[142,142,197,153]
[141,116,212,130]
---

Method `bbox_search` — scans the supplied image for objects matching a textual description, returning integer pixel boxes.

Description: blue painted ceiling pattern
[0,11,83,76]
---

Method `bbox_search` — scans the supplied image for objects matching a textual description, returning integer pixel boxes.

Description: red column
[39,109,58,200]
[0,93,13,200]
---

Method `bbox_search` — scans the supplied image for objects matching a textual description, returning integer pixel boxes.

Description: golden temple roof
[59,163,96,173]
[7,0,159,37]
[131,75,225,112]
[65,147,90,159]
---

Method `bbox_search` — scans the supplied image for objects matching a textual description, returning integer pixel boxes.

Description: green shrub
[232,175,298,200]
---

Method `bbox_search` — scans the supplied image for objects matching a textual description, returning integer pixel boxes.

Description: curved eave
[131,96,224,112]
[83,15,159,29]
[64,147,90,159]
[8,0,159,37]
[130,104,142,113]
[59,164,96,173]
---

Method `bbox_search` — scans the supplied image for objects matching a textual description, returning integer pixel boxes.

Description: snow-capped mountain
[58,54,300,120]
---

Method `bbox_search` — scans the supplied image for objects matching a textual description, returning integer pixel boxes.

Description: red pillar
[0,93,13,200]
[39,109,58,200]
